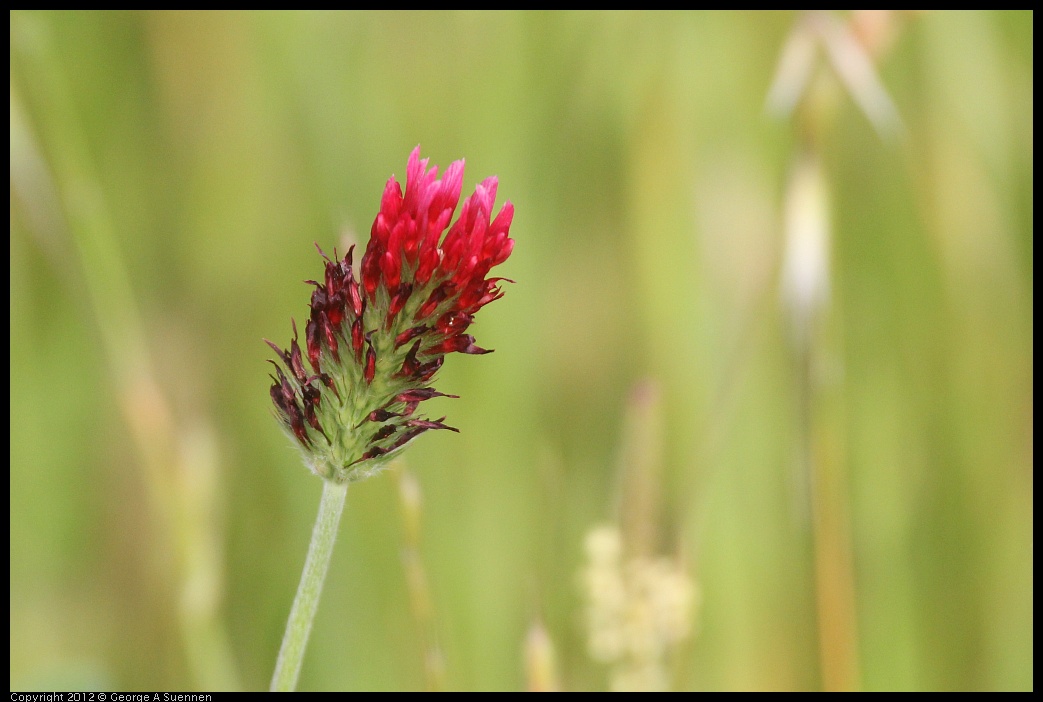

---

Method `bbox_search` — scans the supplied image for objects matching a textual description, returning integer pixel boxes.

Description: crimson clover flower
[266,147,515,482]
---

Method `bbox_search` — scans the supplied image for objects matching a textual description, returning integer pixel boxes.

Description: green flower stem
[271,479,349,692]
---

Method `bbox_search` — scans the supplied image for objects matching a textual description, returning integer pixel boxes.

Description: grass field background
[10,11,1033,691]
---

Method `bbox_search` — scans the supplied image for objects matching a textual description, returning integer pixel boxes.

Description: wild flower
[266,146,514,483]
[268,148,514,691]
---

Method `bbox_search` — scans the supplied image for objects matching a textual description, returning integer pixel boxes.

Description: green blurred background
[10,10,1032,692]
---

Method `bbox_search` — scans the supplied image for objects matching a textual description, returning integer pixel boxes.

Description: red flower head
[266,147,514,482]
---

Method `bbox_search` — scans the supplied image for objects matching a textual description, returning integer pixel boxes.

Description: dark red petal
[319,314,338,363]
[398,339,422,378]
[395,388,459,403]
[427,334,491,356]
[264,338,292,371]
[269,381,287,413]
[371,424,398,442]
[314,372,339,399]
[288,324,308,382]
[416,282,452,321]
[285,403,311,447]
[364,335,376,384]
[387,283,413,328]
[325,292,345,327]
[405,416,459,433]
[366,408,402,423]
[361,247,382,297]
[347,278,363,318]
[304,319,322,372]
[435,311,474,336]
[416,356,444,382]
[348,445,390,467]
[351,318,364,361]
[395,325,428,349]
[380,250,401,290]
[387,426,427,452]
